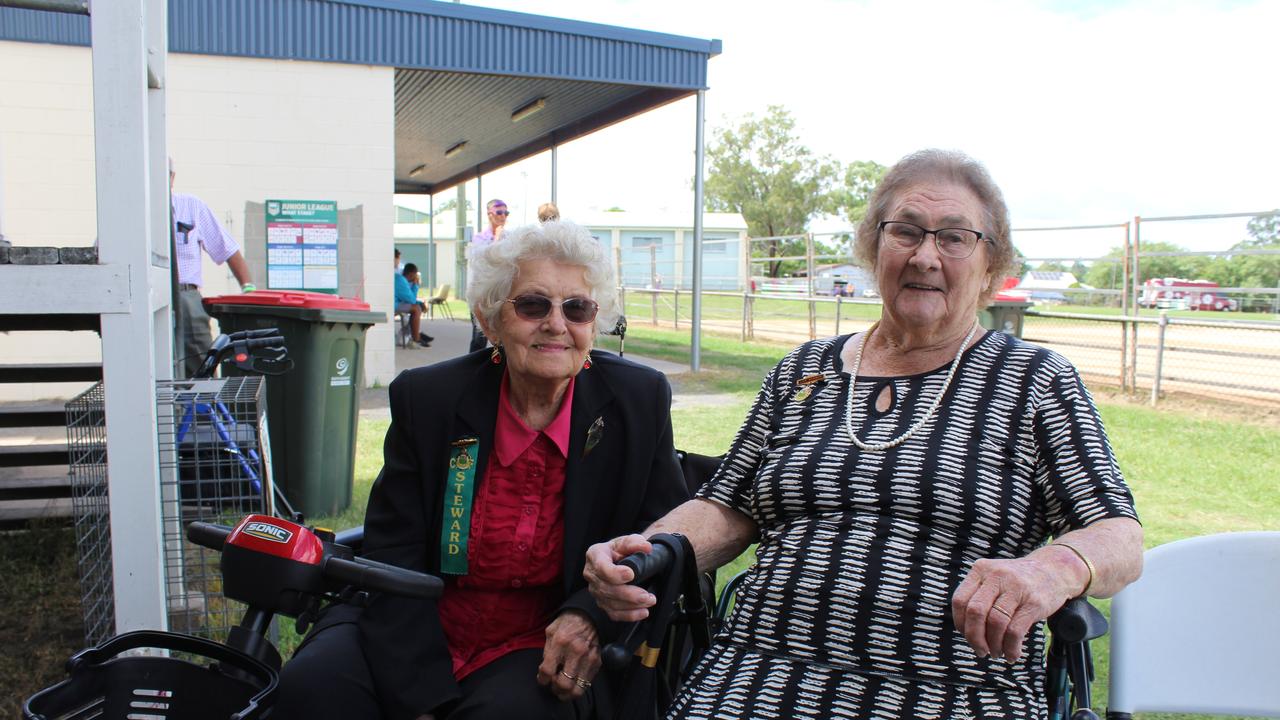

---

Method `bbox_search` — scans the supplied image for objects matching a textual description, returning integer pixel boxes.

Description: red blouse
[436,374,574,680]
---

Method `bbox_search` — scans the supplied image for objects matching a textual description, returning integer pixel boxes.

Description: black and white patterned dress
[669,331,1138,720]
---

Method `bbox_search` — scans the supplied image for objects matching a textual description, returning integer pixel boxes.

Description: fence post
[1150,311,1169,407]
[835,294,842,336]
[747,293,755,340]
[673,289,679,330]
[741,291,749,342]
[650,289,657,326]
[806,233,817,339]
[618,286,626,322]
[1119,320,1128,394]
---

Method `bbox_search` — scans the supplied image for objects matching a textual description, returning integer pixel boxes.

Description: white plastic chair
[1106,531,1280,718]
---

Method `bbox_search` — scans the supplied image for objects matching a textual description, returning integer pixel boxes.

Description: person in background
[396,247,405,274]
[275,221,688,720]
[468,199,509,353]
[537,202,560,223]
[170,158,255,378]
[586,149,1143,720]
[396,263,432,348]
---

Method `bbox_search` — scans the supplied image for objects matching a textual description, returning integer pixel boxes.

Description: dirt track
[691,313,1280,405]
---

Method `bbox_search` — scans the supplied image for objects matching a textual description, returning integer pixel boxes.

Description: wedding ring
[560,670,578,681]
[991,604,1013,618]
[576,677,592,689]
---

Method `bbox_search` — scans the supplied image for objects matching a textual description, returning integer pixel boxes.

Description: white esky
[402,0,1278,261]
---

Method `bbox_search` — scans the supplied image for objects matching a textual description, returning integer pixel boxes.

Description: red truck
[1140,278,1237,311]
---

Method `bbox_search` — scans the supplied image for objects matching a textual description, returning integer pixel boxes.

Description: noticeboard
[265,199,338,294]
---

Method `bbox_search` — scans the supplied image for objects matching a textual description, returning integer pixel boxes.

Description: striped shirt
[172,192,239,287]
[674,330,1137,719]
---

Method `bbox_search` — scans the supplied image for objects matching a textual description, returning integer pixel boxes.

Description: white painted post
[93,0,170,633]
[690,90,706,372]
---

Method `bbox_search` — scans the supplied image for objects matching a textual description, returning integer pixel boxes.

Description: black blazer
[357,349,688,719]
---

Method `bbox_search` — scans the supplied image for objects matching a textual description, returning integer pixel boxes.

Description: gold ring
[991,604,1013,618]
[559,670,578,681]
[576,677,592,689]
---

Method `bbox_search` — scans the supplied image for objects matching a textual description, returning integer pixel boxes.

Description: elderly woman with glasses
[277,221,688,720]
[585,149,1143,719]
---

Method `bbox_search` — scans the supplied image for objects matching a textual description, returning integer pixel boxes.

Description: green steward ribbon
[440,438,479,575]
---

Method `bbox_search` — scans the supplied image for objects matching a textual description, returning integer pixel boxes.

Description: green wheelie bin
[980,298,1033,338]
[204,290,384,519]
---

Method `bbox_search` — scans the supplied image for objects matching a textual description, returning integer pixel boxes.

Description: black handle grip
[1048,597,1109,644]
[187,521,233,551]
[601,641,632,670]
[242,337,286,350]
[324,556,443,599]
[228,328,281,341]
[619,543,674,586]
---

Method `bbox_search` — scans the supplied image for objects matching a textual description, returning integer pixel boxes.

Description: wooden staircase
[0,244,104,525]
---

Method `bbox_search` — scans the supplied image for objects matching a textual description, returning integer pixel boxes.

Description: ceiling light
[409,164,426,177]
[444,141,467,159]
[511,98,546,123]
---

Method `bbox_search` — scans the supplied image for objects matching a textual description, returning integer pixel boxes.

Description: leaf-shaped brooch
[584,416,605,457]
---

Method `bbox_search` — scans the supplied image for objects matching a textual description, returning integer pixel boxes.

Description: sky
[405,0,1278,261]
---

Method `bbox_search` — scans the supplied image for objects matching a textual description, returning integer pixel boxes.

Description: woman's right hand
[583,534,660,622]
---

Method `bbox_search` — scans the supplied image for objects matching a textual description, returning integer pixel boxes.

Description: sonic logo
[243,521,293,544]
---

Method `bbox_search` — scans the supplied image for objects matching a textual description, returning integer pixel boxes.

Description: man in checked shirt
[170,158,256,378]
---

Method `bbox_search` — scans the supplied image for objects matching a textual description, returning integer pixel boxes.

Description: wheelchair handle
[619,542,674,586]
[1047,597,1109,644]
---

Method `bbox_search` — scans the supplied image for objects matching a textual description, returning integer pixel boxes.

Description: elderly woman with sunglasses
[277,221,688,720]
[585,150,1143,719]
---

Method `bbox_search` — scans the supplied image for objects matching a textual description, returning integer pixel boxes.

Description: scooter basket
[23,630,277,720]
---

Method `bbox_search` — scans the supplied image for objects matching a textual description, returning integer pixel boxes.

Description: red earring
[582,355,592,370]
[490,346,502,364]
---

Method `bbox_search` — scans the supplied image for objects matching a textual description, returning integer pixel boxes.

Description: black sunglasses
[505,294,599,324]
[491,209,509,216]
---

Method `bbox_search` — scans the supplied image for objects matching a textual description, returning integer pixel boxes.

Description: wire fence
[619,288,1280,408]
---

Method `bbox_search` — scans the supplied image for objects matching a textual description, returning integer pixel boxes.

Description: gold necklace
[844,319,980,452]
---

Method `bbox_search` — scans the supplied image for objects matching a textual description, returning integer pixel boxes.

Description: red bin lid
[203,289,371,311]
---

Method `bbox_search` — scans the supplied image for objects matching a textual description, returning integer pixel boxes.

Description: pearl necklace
[844,319,981,452]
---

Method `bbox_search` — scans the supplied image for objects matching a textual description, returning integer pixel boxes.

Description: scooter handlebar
[324,555,444,599]
[187,521,233,551]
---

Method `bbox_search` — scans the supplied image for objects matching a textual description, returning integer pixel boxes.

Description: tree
[1241,210,1280,248]
[704,106,840,277]
[1083,241,1207,290]
[831,160,888,227]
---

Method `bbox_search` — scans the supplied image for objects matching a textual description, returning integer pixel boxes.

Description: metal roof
[0,0,721,192]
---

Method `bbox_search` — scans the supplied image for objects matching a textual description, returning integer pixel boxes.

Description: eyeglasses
[491,209,509,216]
[878,220,987,259]
[505,294,599,324]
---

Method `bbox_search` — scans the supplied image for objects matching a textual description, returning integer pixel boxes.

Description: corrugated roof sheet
[0,0,720,89]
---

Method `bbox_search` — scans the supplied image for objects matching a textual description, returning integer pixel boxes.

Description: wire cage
[157,377,272,642]
[66,378,273,647]
[66,382,114,647]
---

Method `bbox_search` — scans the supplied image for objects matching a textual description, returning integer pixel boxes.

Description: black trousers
[274,617,595,720]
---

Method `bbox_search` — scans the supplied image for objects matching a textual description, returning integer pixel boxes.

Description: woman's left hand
[536,610,601,702]
[950,554,1080,662]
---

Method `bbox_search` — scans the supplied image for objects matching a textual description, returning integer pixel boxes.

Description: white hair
[468,221,620,334]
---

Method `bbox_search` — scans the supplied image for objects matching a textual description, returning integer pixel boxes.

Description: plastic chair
[427,285,453,321]
[395,311,412,348]
[1106,531,1280,719]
